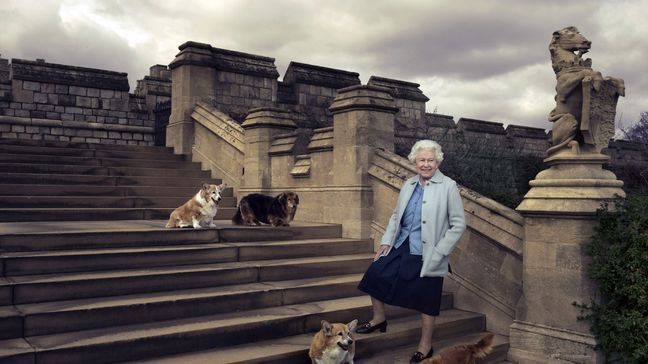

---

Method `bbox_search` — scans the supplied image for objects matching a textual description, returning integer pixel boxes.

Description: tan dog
[421,333,494,364]
[166,183,225,228]
[309,319,357,364]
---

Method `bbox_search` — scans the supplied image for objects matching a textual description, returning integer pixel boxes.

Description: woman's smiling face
[415,149,437,182]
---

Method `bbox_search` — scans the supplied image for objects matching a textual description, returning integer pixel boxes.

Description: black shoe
[355,320,388,334]
[409,347,434,364]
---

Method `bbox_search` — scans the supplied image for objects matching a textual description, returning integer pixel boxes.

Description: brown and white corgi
[309,319,357,364]
[166,183,225,228]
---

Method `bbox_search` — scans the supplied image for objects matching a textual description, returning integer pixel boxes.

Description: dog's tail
[468,333,494,359]
[231,206,244,225]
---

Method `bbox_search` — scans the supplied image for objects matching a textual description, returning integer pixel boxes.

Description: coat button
[422,201,426,204]
[422,241,427,244]
[422,220,426,224]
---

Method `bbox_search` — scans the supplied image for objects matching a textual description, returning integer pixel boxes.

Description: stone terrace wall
[135,64,172,113]
[278,62,361,129]
[0,57,169,145]
[368,76,428,129]
[168,41,280,124]
[395,114,550,158]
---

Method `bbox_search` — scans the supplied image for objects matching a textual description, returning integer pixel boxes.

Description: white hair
[408,140,444,164]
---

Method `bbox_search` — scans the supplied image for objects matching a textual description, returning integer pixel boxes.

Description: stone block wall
[135,64,172,112]
[168,42,279,124]
[368,76,428,129]
[0,57,169,145]
[279,62,361,129]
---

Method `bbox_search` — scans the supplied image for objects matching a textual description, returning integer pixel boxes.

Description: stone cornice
[10,59,130,91]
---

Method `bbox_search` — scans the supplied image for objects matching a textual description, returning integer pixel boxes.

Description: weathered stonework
[509,27,627,363]
[0,57,169,145]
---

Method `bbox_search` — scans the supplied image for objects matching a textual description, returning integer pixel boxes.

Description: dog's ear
[321,320,332,336]
[201,182,208,190]
[278,192,286,202]
[218,183,226,191]
[347,319,358,332]
[294,193,299,205]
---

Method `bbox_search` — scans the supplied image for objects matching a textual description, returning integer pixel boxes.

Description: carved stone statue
[547,26,625,156]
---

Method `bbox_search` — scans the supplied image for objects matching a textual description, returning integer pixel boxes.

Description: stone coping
[505,124,548,139]
[457,117,506,135]
[10,58,127,77]
[0,115,154,134]
[142,75,171,83]
[10,58,130,91]
[283,61,361,89]
[368,76,430,102]
[425,113,457,128]
[170,41,279,78]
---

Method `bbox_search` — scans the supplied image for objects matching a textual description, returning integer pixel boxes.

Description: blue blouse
[393,181,424,255]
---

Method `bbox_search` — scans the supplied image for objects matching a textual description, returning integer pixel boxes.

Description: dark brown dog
[231,192,299,227]
[421,334,494,364]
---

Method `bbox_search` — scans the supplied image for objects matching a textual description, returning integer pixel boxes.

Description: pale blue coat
[380,170,466,277]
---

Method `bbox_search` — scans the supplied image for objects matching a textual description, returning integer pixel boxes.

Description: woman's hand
[374,244,391,261]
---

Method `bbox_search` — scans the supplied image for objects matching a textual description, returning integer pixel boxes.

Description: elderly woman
[355,140,466,364]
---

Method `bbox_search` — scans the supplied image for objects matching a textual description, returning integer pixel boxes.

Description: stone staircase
[0,138,235,222]
[0,138,508,363]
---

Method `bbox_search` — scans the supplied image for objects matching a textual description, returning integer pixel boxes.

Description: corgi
[309,319,357,364]
[421,333,494,364]
[166,183,225,228]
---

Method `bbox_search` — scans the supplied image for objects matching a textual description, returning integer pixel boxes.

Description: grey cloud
[1,0,646,129]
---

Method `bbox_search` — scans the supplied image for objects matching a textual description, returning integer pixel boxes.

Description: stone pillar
[329,85,397,238]
[167,42,217,155]
[509,151,625,363]
[241,107,297,192]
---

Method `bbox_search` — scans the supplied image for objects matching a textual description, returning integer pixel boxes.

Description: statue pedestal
[510,150,624,363]
[519,147,624,214]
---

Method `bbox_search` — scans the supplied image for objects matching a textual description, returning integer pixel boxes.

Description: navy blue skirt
[357,240,444,316]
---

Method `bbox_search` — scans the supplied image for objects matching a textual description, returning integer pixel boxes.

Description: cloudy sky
[1,0,647,131]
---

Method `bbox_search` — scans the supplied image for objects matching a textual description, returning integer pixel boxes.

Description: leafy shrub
[579,194,648,363]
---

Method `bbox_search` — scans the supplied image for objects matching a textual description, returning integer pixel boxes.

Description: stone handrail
[190,101,244,188]
[369,148,523,335]
[192,101,245,152]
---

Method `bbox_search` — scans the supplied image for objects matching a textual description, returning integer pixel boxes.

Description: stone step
[0,195,237,209]
[6,253,373,304]
[0,137,177,154]
[0,184,233,197]
[10,274,374,337]
[0,274,362,337]
[0,173,222,187]
[130,316,497,364]
[0,298,477,364]
[358,332,509,364]
[2,238,371,275]
[0,152,199,169]
[0,139,182,159]
[0,206,237,222]
[0,306,22,340]
[0,162,211,178]
[0,221,342,251]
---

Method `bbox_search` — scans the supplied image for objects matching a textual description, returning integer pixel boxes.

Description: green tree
[579,195,648,363]
[622,112,648,144]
